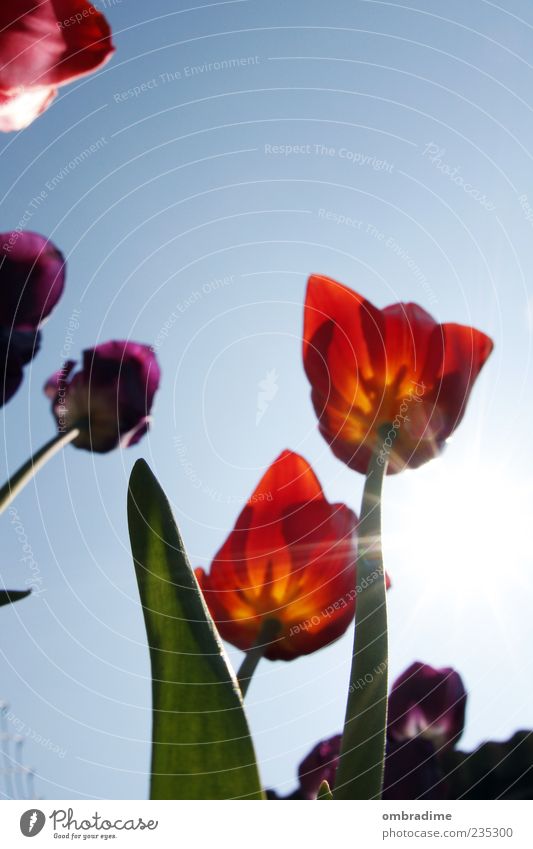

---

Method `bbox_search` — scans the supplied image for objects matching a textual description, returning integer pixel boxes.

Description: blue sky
[1,0,533,799]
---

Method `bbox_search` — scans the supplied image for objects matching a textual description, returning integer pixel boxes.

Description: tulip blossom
[0,232,66,329]
[303,275,494,474]
[383,737,445,800]
[0,1,114,132]
[280,662,466,798]
[0,232,65,406]
[279,732,444,800]
[277,657,466,799]
[0,326,39,406]
[196,450,358,661]
[44,341,161,452]
[388,661,467,748]
[297,734,342,799]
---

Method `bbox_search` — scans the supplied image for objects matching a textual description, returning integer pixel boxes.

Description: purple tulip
[0,326,40,406]
[0,232,65,330]
[388,662,467,748]
[382,737,445,800]
[44,341,161,453]
[274,661,467,800]
[277,731,446,800]
[297,735,342,799]
[0,232,65,406]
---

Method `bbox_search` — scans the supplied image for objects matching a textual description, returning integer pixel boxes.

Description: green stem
[334,436,389,799]
[237,618,281,698]
[0,428,80,515]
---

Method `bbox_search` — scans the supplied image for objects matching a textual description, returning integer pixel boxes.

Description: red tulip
[0,1,114,131]
[388,661,467,748]
[44,341,160,452]
[196,450,358,661]
[303,275,494,474]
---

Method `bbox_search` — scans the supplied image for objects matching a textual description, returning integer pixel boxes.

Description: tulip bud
[0,326,40,406]
[297,734,341,799]
[284,731,446,800]
[0,232,65,330]
[388,661,467,748]
[44,341,161,453]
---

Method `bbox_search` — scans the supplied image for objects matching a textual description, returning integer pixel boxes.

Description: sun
[384,456,533,610]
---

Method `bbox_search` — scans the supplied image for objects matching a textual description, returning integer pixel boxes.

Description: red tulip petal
[304,274,385,406]
[0,85,57,131]
[217,451,325,612]
[381,302,440,393]
[248,449,324,511]
[430,323,494,436]
[0,1,113,130]
[0,1,113,90]
[282,500,357,591]
[304,276,390,473]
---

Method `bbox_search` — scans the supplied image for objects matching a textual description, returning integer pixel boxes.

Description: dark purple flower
[0,232,65,330]
[0,326,40,405]
[297,735,342,799]
[44,341,161,453]
[382,737,445,800]
[0,232,65,406]
[273,661,467,800]
[284,732,445,800]
[388,662,467,748]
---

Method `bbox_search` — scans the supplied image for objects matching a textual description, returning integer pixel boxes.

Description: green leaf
[318,779,333,799]
[127,459,264,800]
[0,589,31,607]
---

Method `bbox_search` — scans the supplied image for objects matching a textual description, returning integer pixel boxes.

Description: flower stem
[0,428,80,516]
[334,437,389,799]
[237,618,281,698]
